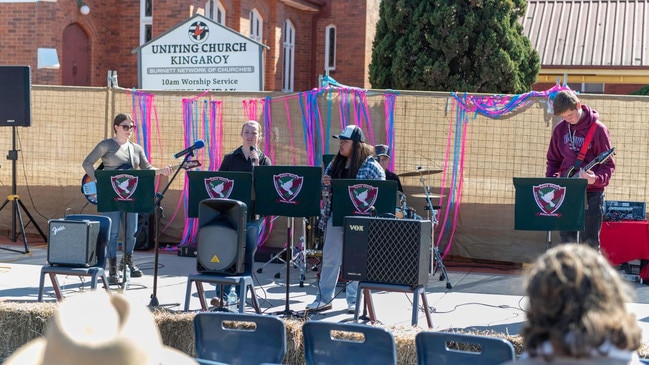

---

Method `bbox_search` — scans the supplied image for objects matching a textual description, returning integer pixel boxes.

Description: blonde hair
[522,244,641,359]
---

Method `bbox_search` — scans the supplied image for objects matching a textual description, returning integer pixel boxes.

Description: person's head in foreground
[519,243,641,363]
[3,292,197,365]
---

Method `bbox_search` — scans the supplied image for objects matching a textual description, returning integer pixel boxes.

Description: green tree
[369,0,540,94]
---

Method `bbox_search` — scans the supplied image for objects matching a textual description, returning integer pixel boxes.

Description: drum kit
[395,167,444,224]
[397,166,452,289]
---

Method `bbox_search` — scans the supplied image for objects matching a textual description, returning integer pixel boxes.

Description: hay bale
[0,301,57,360]
[2,302,646,364]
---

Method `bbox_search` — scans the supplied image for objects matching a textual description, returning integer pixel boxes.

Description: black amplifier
[342,216,432,287]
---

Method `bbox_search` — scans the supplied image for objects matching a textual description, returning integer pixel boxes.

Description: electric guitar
[564,147,615,178]
[81,160,201,205]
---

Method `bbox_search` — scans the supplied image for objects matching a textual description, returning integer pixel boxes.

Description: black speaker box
[0,66,31,127]
[196,199,247,275]
[342,216,432,287]
[47,220,99,267]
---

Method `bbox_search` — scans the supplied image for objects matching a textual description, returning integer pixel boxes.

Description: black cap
[374,144,390,157]
[333,125,365,142]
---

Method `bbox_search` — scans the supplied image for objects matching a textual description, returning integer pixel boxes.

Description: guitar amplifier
[342,216,432,287]
[47,219,99,267]
[604,200,646,221]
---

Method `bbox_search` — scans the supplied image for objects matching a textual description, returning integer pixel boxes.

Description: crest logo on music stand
[110,174,138,201]
[204,177,234,199]
[273,173,303,203]
[533,183,566,216]
[348,183,378,214]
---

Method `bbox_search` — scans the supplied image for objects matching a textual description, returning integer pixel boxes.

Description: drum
[395,192,407,218]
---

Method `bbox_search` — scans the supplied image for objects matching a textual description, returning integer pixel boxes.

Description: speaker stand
[0,127,47,254]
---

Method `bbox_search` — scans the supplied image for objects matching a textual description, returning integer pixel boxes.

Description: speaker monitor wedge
[47,219,99,267]
[342,216,432,287]
[196,199,247,275]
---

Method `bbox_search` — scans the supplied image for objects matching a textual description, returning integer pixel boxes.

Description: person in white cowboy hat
[3,292,198,365]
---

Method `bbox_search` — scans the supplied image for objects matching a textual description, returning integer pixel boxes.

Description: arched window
[205,0,226,25]
[324,24,336,72]
[140,0,153,44]
[250,8,263,42]
[282,20,295,92]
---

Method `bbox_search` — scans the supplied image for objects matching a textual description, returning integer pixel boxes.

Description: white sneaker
[305,300,332,312]
[347,303,356,314]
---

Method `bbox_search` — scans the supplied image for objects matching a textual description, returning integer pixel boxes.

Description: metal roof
[523,0,649,67]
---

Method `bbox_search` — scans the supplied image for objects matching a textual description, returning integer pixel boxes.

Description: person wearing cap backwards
[374,144,403,193]
[306,125,385,314]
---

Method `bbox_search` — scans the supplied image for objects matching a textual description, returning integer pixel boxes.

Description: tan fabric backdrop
[1,86,645,263]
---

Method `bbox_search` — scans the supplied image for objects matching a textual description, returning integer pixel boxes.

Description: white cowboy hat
[3,292,197,365]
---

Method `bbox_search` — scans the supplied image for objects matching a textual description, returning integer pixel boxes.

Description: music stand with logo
[96,169,155,289]
[331,179,397,226]
[253,165,321,317]
[188,171,253,219]
[513,177,587,249]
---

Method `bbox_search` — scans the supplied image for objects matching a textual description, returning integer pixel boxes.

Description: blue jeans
[103,211,138,259]
[312,218,357,306]
[560,191,604,251]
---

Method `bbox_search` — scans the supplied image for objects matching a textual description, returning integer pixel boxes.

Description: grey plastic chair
[415,331,515,365]
[193,312,286,365]
[302,321,397,365]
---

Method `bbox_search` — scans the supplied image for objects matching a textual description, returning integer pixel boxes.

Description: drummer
[374,144,403,192]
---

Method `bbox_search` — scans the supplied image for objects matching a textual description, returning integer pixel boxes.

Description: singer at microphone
[218,120,270,172]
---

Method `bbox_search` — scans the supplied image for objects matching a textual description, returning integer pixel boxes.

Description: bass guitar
[81,160,201,205]
[564,147,615,178]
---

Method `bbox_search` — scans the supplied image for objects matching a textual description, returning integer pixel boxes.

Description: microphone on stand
[174,140,204,159]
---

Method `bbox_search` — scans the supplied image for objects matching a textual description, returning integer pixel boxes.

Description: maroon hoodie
[545,104,615,192]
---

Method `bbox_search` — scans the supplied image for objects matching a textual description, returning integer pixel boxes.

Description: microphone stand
[149,152,193,308]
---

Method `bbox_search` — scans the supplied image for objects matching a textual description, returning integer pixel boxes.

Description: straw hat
[3,292,197,365]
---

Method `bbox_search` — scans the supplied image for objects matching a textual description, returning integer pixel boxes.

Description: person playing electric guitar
[546,91,615,252]
[82,113,173,285]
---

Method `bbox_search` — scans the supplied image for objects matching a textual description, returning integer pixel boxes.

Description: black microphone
[174,140,204,159]
[249,146,257,164]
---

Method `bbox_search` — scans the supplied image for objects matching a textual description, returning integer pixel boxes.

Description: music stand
[513,177,587,249]
[187,171,253,219]
[254,165,321,317]
[330,179,397,226]
[96,169,155,291]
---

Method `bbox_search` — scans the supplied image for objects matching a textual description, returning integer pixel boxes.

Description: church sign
[136,14,266,91]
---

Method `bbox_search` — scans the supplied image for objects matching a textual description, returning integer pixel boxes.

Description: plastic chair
[415,331,515,365]
[302,321,397,365]
[37,214,112,301]
[193,312,286,365]
[185,200,260,313]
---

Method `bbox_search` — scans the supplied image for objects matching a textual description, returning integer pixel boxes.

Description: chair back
[193,312,286,365]
[415,332,515,365]
[302,321,397,365]
[65,214,111,269]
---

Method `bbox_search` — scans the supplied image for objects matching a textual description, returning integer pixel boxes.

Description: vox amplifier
[342,216,432,287]
[47,219,99,267]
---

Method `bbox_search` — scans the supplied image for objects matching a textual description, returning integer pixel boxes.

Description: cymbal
[398,168,443,177]
[411,193,444,199]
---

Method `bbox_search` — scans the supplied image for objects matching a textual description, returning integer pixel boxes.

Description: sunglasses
[119,124,136,131]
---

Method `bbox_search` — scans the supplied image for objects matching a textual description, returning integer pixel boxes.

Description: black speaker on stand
[0,66,47,254]
[196,199,247,275]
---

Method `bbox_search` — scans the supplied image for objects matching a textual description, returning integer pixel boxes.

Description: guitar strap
[127,142,135,169]
[572,122,598,170]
